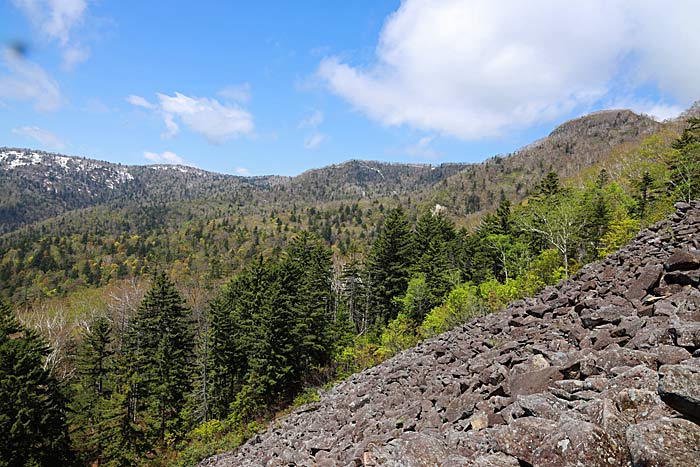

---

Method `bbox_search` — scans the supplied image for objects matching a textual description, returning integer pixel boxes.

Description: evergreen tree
[124,272,194,446]
[0,299,72,467]
[69,316,115,466]
[581,170,612,261]
[280,231,333,384]
[633,171,655,220]
[209,257,271,419]
[535,171,562,198]
[366,206,414,323]
[669,118,700,202]
[98,349,146,467]
[672,117,700,150]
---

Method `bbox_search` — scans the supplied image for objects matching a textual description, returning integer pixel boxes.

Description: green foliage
[375,313,420,360]
[395,274,430,321]
[0,299,72,467]
[292,388,321,408]
[518,190,584,277]
[366,206,414,323]
[68,316,115,466]
[421,283,484,336]
[170,418,261,467]
[2,115,691,465]
[123,272,195,450]
[534,171,562,198]
[598,215,640,258]
[666,118,700,202]
[209,232,335,426]
[332,334,382,379]
[526,249,565,286]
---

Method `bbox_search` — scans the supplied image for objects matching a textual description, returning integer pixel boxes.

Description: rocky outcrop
[201,201,700,467]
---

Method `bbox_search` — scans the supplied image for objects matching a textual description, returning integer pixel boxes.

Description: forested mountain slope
[0,109,675,303]
[431,109,663,218]
[200,201,700,467]
[0,148,467,235]
[0,109,664,234]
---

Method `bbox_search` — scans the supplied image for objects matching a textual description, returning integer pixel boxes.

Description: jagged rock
[665,269,700,286]
[365,433,471,467]
[491,416,629,467]
[675,201,692,211]
[626,418,700,467]
[627,264,663,300]
[654,345,692,365]
[443,391,478,423]
[664,249,700,272]
[675,323,700,347]
[465,452,520,467]
[508,367,563,397]
[658,364,700,421]
[513,393,570,420]
[200,202,700,467]
[615,389,677,424]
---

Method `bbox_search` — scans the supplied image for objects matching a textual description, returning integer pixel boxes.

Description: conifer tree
[367,206,414,323]
[633,171,655,220]
[124,272,194,445]
[535,171,562,198]
[281,231,333,382]
[69,316,115,465]
[669,118,700,202]
[209,257,271,419]
[412,211,458,313]
[581,170,612,260]
[0,299,72,467]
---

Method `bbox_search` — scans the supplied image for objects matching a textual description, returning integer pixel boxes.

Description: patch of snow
[360,164,385,179]
[55,156,71,169]
[149,165,190,173]
[0,149,134,190]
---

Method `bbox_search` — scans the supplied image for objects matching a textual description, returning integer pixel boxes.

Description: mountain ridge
[0,106,686,302]
[0,107,668,235]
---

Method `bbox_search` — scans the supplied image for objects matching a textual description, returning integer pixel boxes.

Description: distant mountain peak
[0,148,134,188]
[548,109,655,139]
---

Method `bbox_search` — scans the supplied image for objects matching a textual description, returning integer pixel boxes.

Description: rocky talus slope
[202,202,700,467]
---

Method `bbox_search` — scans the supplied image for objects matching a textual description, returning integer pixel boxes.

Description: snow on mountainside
[0,148,134,191]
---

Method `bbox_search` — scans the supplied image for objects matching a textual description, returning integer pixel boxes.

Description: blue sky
[1,1,698,176]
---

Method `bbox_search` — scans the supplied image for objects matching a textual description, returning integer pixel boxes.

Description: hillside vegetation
[1,109,700,466]
[0,109,673,304]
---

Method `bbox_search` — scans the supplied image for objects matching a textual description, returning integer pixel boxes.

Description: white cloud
[405,135,440,160]
[304,132,326,149]
[639,104,684,122]
[299,109,324,128]
[143,151,186,165]
[126,94,155,109]
[318,0,700,140]
[300,110,326,149]
[13,0,91,68]
[12,125,65,150]
[129,92,254,143]
[157,93,254,143]
[0,49,62,111]
[62,44,90,70]
[234,167,251,176]
[607,97,684,122]
[218,83,251,103]
[14,0,88,44]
